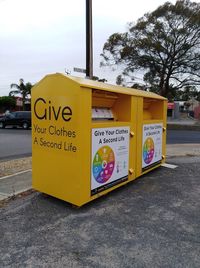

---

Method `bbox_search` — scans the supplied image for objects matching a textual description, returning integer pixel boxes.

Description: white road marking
[161,163,178,169]
[0,169,32,180]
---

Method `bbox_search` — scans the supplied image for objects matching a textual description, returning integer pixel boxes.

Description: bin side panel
[32,75,84,205]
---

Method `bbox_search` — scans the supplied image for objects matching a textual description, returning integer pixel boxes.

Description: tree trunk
[159,74,166,96]
[22,94,25,111]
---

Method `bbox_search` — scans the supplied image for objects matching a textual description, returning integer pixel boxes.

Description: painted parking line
[0,169,32,180]
[161,163,178,169]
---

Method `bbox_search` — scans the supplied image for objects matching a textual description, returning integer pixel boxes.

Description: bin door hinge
[129,168,134,175]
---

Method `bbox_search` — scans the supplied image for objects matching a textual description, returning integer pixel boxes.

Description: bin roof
[47,73,166,100]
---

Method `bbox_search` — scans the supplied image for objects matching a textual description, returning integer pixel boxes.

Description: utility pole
[86,0,93,79]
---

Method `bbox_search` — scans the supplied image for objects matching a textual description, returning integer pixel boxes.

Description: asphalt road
[0,129,199,161]
[1,156,200,267]
[0,128,31,161]
[167,129,200,144]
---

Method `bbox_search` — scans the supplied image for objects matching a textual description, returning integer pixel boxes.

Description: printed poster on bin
[142,123,163,171]
[91,127,130,195]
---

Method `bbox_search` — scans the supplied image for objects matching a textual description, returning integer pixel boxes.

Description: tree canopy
[9,79,33,110]
[101,0,200,98]
[0,96,16,113]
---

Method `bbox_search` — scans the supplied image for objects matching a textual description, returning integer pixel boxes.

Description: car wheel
[22,122,29,130]
[0,122,5,129]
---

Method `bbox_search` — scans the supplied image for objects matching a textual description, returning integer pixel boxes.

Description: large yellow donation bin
[32,73,167,206]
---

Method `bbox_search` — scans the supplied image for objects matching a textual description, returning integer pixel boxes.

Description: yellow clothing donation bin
[32,73,167,206]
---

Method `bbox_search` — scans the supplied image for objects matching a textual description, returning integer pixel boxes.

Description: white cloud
[0,0,84,35]
[0,0,199,95]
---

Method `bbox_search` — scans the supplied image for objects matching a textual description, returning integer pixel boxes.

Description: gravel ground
[1,157,200,267]
[0,157,32,177]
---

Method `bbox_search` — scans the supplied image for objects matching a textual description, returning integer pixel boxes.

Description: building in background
[15,97,31,111]
[167,99,200,120]
[167,102,180,119]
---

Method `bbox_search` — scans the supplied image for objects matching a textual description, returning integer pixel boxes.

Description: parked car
[0,111,31,129]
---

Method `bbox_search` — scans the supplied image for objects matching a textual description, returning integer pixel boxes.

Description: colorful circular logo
[143,137,154,164]
[93,146,115,184]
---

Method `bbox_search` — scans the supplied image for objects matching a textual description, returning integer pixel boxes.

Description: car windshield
[7,113,16,119]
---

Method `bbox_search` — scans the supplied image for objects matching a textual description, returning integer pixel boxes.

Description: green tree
[0,96,16,113]
[196,92,200,101]
[178,85,198,101]
[91,76,107,83]
[101,0,200,98]
[9,79,33,111]
[131,83,147,91]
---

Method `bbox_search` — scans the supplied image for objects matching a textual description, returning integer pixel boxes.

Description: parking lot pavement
[1,156,200,268]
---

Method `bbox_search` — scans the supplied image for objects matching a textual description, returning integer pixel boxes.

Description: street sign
[73,67,86,74]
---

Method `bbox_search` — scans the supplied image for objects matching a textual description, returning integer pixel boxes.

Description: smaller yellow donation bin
[32,73,167,206]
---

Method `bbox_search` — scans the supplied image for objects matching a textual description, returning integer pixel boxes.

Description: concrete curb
[0,170,32,203]
[0,189,35,206]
